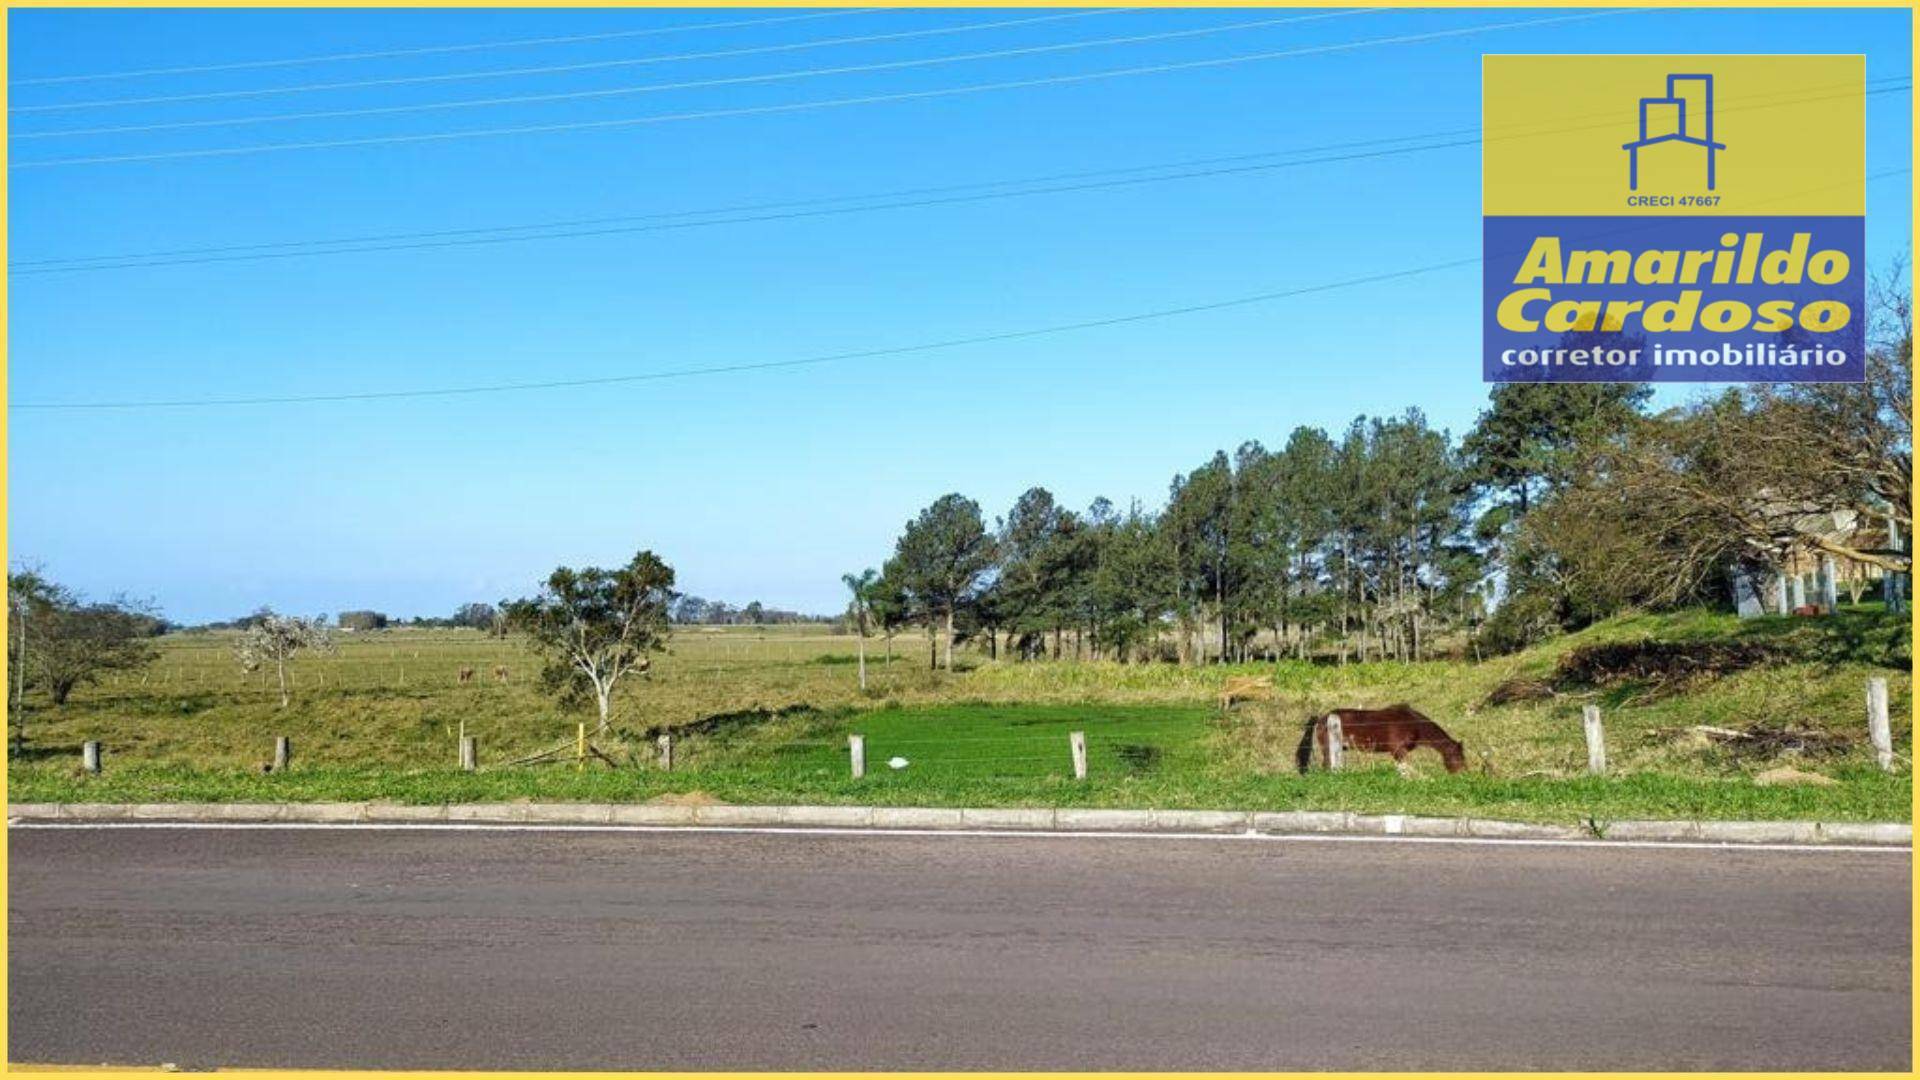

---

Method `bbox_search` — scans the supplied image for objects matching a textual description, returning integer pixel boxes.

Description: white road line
[7,819,1909,854]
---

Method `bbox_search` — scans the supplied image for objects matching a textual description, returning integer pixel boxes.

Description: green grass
[11,759,1907,825]
[8,611,1912,824]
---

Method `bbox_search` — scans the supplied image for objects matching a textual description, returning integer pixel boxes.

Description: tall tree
[503,550,675,732]
[997,487,1067,656]
[887,494,997,672]
[1461,379,1651,516]
[1165,452,1234,663]
[1090,502,1175,662]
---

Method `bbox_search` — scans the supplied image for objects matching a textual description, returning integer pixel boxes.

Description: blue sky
[6,6,1913,623]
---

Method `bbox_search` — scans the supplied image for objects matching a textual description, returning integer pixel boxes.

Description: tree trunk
[275,657,290,708]
[1218,579,1229,666]
[12,606,25,753]
[594,683,612,733]
[943,606,955,672]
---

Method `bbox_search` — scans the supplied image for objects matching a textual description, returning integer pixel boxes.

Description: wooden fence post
[1582,704,1607,775]
[575,723,586,771]
[82,741,102,774]
[460,736,477,772]
[273,736,291,773]
[1323,714,1343,771]
[849,734,865,780]
[1070,731,1087,780]
[1867,677,1893,772]
[657,733,674,772]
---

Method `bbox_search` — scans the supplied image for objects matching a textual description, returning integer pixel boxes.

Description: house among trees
[1730,510,1905,617]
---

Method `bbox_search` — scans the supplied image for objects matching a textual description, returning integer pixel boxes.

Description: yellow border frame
[0,2,1912,1078]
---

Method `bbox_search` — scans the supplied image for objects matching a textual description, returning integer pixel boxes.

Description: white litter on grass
[888,757,910,770]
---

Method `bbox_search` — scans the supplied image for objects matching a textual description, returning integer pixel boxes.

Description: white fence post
[1867,677,1893,772]
[1070,731,1087,780]
[1582,705,1607,775]
[657,734,674,772]
[849,734,865,780]
[82,741,102,774]
[1323,714,1344,771]
[460,736,477,772]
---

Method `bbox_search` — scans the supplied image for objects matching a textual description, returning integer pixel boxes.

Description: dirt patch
[1753,766,1839,788]
[646,791,726,807]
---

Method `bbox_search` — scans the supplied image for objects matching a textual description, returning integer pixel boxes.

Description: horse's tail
[1295,714,1321,774]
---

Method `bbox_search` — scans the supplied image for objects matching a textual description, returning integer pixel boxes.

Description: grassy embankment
[7,610,1911,824]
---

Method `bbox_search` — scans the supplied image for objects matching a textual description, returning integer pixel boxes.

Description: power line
[16,77,1903,274]
[7,8,883,87]
[15,10,1376,139]
[12,10,1127,115]
[6,259,1483,411]
[6,135,1484,273]
[11,167,1904,413]
[10,10,1632,170]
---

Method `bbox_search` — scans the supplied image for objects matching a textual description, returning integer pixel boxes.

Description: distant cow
[457,667,475,684]
[493,665,509,683]
[1296,704,1466,775]
[1219,675,1274,711]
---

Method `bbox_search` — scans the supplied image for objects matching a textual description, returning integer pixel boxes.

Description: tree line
[846,408,1497,671]
[849,278,1912,669]
[669,595,832,626]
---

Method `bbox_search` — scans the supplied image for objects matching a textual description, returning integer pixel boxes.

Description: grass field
[7,609,1912,824]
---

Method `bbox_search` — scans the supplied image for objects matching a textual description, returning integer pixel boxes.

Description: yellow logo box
[1483,54,1864,217]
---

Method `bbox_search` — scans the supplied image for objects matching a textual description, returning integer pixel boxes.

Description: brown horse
[1295,704,1466,775]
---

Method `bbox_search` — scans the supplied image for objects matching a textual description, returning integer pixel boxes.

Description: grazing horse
[1295,704,1466,775]
[457,667,475,684]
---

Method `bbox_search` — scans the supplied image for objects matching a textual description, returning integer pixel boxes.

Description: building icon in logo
[1622,73,1726,190]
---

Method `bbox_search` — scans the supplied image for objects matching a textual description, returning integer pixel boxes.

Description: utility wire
[11,258,1482,411]
[16,77,1902,275]
[15,125,1476,268]
[12,135,1484,273]
[14,10,1375,139]
[10,10,1632,170]
[11,166,1905,413]
[8,8,883,87]
[11,9,1127,115]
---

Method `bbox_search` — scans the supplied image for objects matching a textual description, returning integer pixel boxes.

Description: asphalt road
[7,825,1911,1070]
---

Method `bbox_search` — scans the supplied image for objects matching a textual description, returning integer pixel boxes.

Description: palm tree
[841,568,879,691]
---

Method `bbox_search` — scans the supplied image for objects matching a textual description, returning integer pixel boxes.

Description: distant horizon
[8,6,1913,624]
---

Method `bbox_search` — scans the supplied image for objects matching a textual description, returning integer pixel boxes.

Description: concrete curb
[6,802,1911,846]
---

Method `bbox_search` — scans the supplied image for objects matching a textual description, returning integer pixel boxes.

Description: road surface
[7,824,1910,1070]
